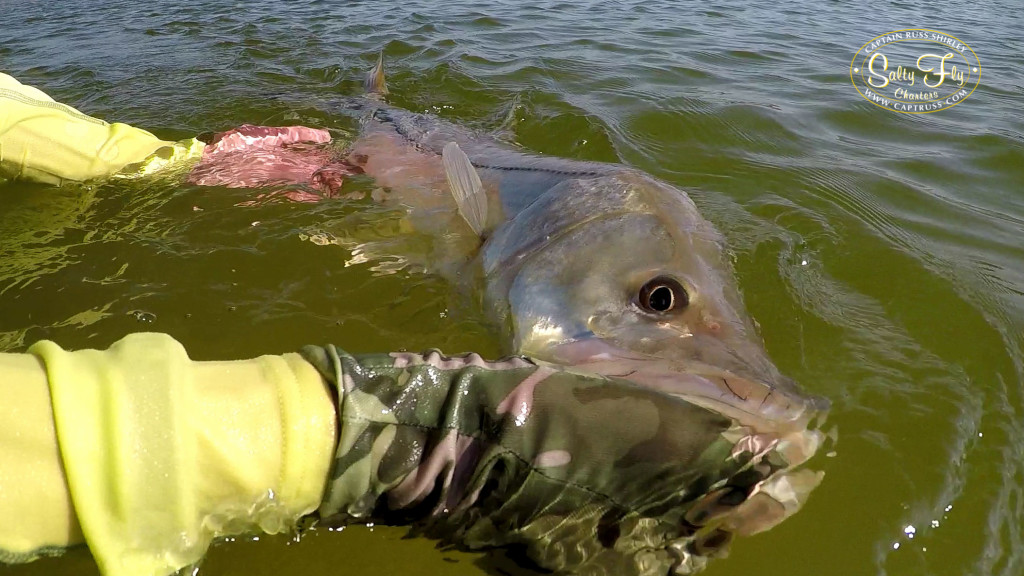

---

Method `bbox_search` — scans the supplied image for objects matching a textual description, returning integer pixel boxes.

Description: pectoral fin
[442,142,488,237]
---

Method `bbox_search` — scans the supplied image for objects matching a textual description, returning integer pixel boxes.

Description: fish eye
[638,276,688,314]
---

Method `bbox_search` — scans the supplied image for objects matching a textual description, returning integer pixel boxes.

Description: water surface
[2,2,1023,575]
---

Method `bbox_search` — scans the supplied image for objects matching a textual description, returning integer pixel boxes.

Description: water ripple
[2,2,1022,576]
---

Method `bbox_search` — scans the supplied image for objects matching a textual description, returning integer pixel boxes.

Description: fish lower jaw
[543,341,826,432]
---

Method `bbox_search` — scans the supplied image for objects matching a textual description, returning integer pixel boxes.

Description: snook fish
[337,56,827,435]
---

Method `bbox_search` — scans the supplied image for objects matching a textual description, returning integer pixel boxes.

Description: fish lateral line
[471,162,605,177]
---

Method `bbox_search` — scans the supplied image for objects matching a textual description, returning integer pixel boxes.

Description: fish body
[337,63,826,432]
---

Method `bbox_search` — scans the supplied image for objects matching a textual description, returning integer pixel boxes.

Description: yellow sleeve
[0,333,336,576]
[0,73,205,185]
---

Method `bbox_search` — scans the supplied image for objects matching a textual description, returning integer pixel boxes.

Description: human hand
[187,125,354,201]
[303,347,827,576]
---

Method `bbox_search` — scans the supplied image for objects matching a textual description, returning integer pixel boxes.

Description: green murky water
[2,2,1023,575]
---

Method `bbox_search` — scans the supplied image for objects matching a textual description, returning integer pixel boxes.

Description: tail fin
[364,51,389,96]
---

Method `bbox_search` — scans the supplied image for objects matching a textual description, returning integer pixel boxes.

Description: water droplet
[129,310,157,323]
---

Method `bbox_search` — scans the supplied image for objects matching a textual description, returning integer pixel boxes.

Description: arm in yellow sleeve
[0,335,826,576]
[0,73,205,185]
[0,333,337,576]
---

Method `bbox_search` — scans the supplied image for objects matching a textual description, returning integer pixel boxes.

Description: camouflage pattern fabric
[300,346,825,576]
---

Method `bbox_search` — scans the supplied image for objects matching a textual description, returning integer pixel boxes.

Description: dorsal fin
[364,51,389,96]
[442,142,488,237]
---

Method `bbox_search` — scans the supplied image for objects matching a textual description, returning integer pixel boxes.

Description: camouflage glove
[301,346,825,576]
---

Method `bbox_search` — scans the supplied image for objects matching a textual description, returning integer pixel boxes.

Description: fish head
[483,172,826,429]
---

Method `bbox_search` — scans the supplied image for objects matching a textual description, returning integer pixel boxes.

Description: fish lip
[547,338,829,431]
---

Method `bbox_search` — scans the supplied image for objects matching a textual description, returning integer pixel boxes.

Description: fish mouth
[547,338,829,432]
